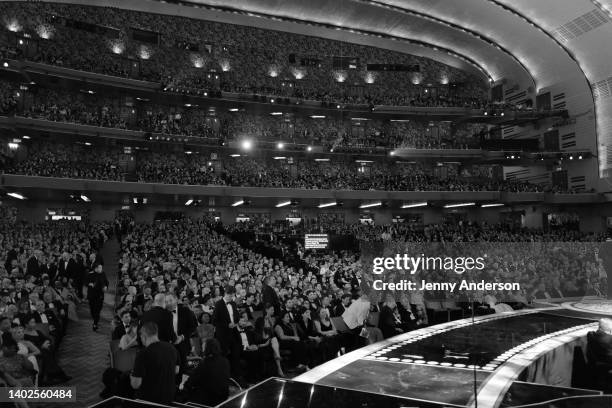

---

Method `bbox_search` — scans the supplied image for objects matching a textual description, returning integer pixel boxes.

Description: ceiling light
[318,202,337,208]
[306,146,312,152]
[315,158,330,162]
[444,202,476,208]
[229,108,239,112]
[232,200,244,207]
[402,202,427,209]
[7,192,25,200]
[80,195,91,202]
[133,198,138,204]
[230,154,241,157]
[355,160,373,163]
[310,115,326,119]
[481,203,504,208]
[351,117,369,121]
[241,140,253,150]
[273,156,286,160]
[270,112,283,116]
[22,135,30,139]
[143,198,148,204]
[276,201,291,208]
[84,142,92,146]
[185,199,194,206]
[360,202,382,209]
[277,142,284,149]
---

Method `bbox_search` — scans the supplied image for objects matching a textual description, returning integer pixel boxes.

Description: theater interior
[1,0,612,407]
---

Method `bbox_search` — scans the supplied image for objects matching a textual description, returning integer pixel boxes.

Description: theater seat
[425,301,448,323]
[109,340,139,373]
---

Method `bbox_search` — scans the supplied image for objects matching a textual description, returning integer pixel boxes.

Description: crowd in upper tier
[0,2,490,107]
[0,218,111,388]
[0,80,488,150]
[4,140,574,192]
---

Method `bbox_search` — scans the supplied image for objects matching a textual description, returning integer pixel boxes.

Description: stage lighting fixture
[402,202,427,209]
[7,192,26,200]
[444,202,475,208]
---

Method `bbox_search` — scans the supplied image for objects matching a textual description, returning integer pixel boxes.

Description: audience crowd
[6,80,488,150]
[0,2,489,107]
[102,216,607,405]
[0,218,111,388]
[5,140,569,192]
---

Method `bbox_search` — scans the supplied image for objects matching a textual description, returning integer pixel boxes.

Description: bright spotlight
[277,142,284,149]
[241,140,253,150]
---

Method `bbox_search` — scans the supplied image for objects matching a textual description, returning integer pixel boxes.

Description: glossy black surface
[217,378,456,408]
[89,397,211,408]
[317,360,485,406]
[509,395,612,408]
[499,381,601,407]
[370,313,587,366]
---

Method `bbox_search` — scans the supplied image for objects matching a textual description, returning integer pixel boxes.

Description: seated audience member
[0,339,37,386]
[130,322,180,405]
[11,324,41,374]
[253,317,284,377]
[314,308,343,359]
[274,311,310,370]
[184,338,230,406]
[22,316,71,385]
[379,294,412,339]
[332,294,352,317]
[113,310,133,341]
[195,312,215,356]
[118,324,139,351]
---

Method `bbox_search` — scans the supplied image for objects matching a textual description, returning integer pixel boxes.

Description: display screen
[305,234,329,249]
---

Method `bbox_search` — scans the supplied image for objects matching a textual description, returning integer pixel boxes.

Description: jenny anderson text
[372,280,521,292]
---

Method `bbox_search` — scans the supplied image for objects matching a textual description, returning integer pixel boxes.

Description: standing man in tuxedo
[87,263,108,331]
[262,276,281,316]
[26,250,43,278]
[58,252,78,285]
[212,285,241,379]
[165,294,197,376]
[141,294,175,343]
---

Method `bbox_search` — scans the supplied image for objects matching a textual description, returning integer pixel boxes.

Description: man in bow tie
[165,294,196,377]
[113,310,133,340]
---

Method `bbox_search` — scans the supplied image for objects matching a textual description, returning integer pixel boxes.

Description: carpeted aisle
[50,237,120,408]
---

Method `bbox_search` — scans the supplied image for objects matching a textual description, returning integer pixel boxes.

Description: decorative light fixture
[444,202,476,208]
[402,202,428,208]
[360,202,382,209]
[318,202,337,208]
[7,192,25,200]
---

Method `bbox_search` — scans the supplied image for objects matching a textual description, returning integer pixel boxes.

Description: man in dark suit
[212,285,241,379]
[333,294,352,317]
[26,250,43,278]
[587,318,612,392]
[261,277,281,316]
[58,252,78,284]
[113,310,133,341]
[141,294,175,343]
[165,294,197,375]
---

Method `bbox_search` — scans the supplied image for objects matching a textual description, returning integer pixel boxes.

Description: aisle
[53,237,120,407]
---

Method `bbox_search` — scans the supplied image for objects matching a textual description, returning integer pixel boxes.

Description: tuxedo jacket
[141,306,176,343]
[212,299,240,345]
